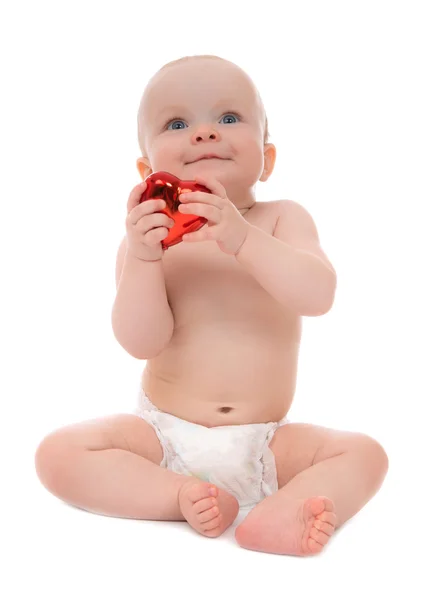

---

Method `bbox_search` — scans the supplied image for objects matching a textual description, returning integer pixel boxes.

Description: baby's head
[136,55,276,206]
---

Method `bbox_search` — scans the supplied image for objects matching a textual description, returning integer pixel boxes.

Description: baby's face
[137,60,275,202]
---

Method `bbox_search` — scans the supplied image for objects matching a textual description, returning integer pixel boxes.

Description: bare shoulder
[272,199,336,273]
[251,199,285,234]
[251,198,313,236]
[273,199,319,231]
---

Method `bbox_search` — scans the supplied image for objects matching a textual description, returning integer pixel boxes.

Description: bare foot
[235,495,337,556]
[178,479,240,538]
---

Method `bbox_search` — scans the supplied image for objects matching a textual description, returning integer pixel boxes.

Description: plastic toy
[140,171,211,249]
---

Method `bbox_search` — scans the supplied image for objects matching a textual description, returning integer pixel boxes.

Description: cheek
[238,138,264,170]
[151,138,182,168]
[234,130,261,156]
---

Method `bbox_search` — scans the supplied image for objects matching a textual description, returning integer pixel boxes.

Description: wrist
[233,223,253,258]
[126,249,163,264]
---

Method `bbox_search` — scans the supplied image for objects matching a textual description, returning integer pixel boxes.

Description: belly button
[218,406,233,414]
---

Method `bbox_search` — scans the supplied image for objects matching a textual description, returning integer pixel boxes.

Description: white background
[1,0,439,598]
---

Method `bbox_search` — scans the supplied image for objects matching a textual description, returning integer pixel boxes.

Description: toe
[314,519,335,536]
[307,537,325,553]
[203,515,221,531]
[310,496,334,515]
[208,485,218,497]
[308,497,327,518]
[186,482,215,502]
[310,527,331,546]
[318,511,337,527]
[199,505,219,524]
[320,498,335,516]
[203,523,222,537]
[306,497,336,528]
[194,497,217,514]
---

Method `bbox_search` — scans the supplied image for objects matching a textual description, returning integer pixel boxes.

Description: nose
[191,125,221,144]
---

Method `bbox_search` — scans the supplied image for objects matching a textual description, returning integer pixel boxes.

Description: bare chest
[142,201,301,425]
[162,201,288,330]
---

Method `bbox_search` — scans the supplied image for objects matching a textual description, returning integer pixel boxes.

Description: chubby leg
[35,414,239,537]
[235,423,388,556]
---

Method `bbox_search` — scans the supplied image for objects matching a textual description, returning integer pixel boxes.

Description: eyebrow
[156,105,189,118]
[156,99,240,120]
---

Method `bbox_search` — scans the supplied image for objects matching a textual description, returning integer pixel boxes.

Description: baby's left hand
[178,174,250,256]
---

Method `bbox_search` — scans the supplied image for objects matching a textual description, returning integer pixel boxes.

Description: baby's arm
[273,200,336,274]
[235,201,336,316]
[112,236,174,359]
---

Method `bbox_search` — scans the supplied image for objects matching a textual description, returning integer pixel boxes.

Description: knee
[361,435,388,463]
[34,431,75,495]
[235,518,255,549]
[355,435,389,483]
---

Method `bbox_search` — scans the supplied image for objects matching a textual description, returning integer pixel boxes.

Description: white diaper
[134,387,289,510]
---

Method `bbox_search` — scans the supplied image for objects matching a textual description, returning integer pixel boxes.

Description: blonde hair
[137,54,269,157]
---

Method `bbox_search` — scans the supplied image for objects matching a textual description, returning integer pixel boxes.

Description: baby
[35,55,389,557]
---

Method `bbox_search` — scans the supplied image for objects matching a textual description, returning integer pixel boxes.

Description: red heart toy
[139,171,210,250]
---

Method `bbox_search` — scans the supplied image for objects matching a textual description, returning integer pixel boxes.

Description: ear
[136,157,153,180]
[259,143,276,182]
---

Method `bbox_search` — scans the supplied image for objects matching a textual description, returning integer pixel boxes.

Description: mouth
[186,156,229,165]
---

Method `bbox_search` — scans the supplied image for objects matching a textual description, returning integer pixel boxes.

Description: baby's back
[142,200,301,427]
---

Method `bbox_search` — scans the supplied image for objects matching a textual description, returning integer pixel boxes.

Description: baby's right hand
[125,181,175,262]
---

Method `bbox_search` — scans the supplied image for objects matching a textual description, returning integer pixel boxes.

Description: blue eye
[167,119,187,131]
[166,113,240,131]
[221,114,239,124]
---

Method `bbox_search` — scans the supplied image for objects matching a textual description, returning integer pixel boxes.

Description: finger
[178,203,220,223]
[127,180,147,213]
[128,199,166,226]
[179,191,223,208]
[145,226,169,245]
[138,212,174,234]
[193,174,226,199]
